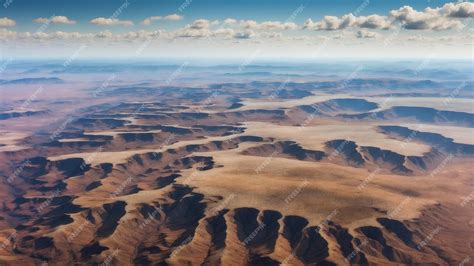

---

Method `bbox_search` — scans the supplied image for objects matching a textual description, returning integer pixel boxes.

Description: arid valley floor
[0,61,473,265]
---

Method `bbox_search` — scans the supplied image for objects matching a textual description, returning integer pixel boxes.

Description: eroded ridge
[1,77,473,265]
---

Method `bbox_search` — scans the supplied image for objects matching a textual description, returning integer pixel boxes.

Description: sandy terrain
[369,96,474,113]
[178,145,436,226]
[0,71,472,265]
[399,123,474,144]
[0,130,29,152]
[242,121,431,156]
[235,94,353,111]
[236,94,474,114]
[48,133,244,165]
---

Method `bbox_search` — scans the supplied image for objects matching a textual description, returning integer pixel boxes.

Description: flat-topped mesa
[296,98,379,115]
[378,125,474,156]
[340,106,474,127]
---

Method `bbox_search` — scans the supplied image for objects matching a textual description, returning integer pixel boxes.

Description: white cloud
[213,28,235,38]
[142,14,183,25]
[1,0,471,52]
[96,30,113,38]
[51,31,84,39]
[357,15,392,29]
[33,18,50,24]
[142,16,162,25]
[356,29,379,38]
[34,16,76,25]
[303,14,357,30]
[0,17,16,27]
[390,5,464,30]
[52,31,87,39]
[120,30,163,39]
[168,19,217,38]
[170,23,260,40]
[241,20,258,29]
[32,32,49,39]
[303,13,392,30]
[188,19,211,29]
[90,17,134,26]
[15,31,87,40]
[259,21,298,30]
[223,18,297,30]
[233,29,256,39]
[0,28,17,38]
[303,2,472,31]
[442,2,474,18]
[1,29,167,41]
[224,18,238,25]
[175,28,211,38]
[164,14,183,21]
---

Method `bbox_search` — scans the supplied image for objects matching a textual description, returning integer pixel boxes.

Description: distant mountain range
[0,77,64,85]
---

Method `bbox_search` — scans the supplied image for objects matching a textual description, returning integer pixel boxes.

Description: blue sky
[0,0,472,59]
[1,0,460,32]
